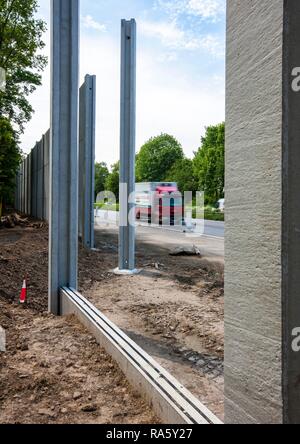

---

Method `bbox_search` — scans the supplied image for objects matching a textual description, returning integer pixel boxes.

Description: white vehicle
[217,198,225,213]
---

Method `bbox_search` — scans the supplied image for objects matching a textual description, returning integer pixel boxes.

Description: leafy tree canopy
[105,161,119,201]
[0,116,21,215]
[165,158,197,194]
[0,0,47,133]
[95,162,109,200]
[193,123,225,205]
[136,133,184,182]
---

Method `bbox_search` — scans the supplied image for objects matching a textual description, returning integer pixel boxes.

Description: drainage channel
[60,287,223,425]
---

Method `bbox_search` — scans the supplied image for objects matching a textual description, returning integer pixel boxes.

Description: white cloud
[80,33,224,164]
[140,20,224,57]
[21,30,225,165]
[197,34,224,57]
[136,81,225,160]
[20,4,225,166]
[156,0,225,22]
[136,47,225,159]
[140,20,185,49]
[157,52,178,63]
[187,0,225,20]
[81,15,106,32]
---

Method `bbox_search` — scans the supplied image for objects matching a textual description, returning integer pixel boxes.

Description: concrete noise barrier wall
[15,76,95,250]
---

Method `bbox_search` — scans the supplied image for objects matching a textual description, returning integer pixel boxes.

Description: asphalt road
[157,218,224,239]
[95,212,224,261]
[95,209,224,238]
[199,219,224,238]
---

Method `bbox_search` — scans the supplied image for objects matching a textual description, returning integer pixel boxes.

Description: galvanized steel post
[49,0,80,315]
[117,19,137,274]
[79,75,96,249]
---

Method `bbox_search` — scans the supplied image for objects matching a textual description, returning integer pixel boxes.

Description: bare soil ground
[0,223,158,424]
[0,220,224,422]
[88,228,224,420]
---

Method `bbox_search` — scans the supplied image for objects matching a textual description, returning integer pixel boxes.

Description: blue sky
[21,0,226,167]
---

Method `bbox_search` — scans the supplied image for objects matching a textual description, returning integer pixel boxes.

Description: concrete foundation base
[113,268,141,276]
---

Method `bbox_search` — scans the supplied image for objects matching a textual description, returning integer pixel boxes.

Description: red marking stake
[19,277,27,304]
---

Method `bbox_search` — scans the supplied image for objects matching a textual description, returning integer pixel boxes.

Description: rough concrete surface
[225,0,283,424]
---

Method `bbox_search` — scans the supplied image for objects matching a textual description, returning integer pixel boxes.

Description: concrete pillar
[44,130,50,222]
[17,166,21,212]
[118,19,137,273]
[26,155,29,215]
[19,162,22,213]
[21,161,25,214]
[18,166,21,212]
[37,139,44,220]
[79,75,96,249]
[14,170,19,211]
[31,145,37,218]
[15,167,21,212]
[24,158,28,215]
[26,156,29,215]
[27,152,32,216]
[49,0,79,315]
[225,0,300,424]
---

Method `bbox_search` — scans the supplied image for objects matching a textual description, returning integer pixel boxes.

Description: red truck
[135,182,183,226]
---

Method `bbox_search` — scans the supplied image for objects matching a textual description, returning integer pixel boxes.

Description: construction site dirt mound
[0,220,224,421]
[85,229,224,420]
[0,299,159,424]
[0,223,111,312]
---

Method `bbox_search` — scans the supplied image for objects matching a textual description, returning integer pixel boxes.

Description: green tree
[193,123,225,205]
[0,0,47,133]
[105,162,119,201]
[0,117,21,216]
[165,158,197,194]
[136,134,184,182]
[95,162,109,200]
